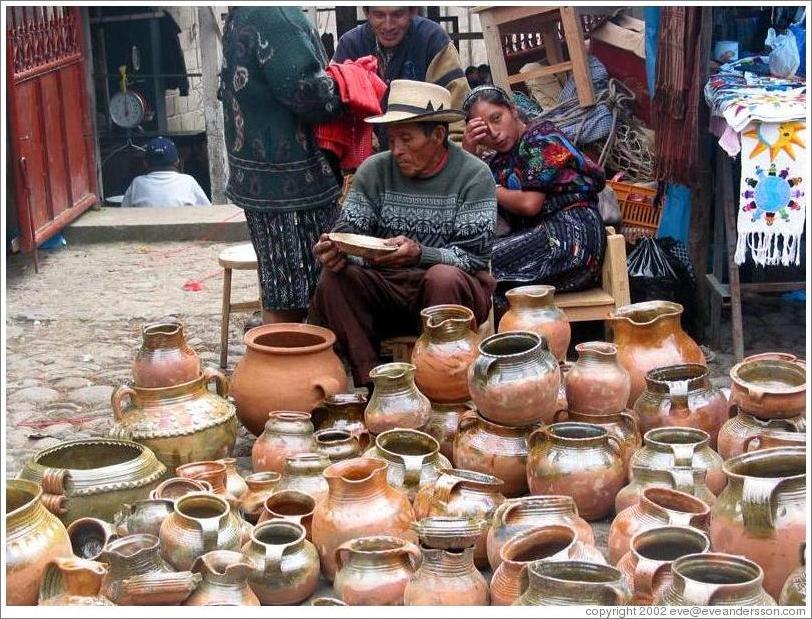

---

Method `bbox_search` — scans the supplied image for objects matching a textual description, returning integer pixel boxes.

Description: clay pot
[132,320,201,388]
[176,460,238,508]
[566,341,630,414]
[412,304,479,402]
[150,477,212,501]
[184,550,260,606]
[610,301,705,408]
[487,495,594,570]
[218,457,247,499]
[38,557,114,606]
[5,479,73,605]
[424,401,469,461]
[556,409,640,481]
[779,543,806,606]
[616,464,716,514]
[242,521,320,605]
[67,517,118,560]
[113,499,174,538]
[334,535,422,605]
[252,411,316,474]
[654,553,776,606]
[365,362,432,435]
[312,457,417,581]
[499,285,571,361]
[310,597,347,605]
[257,490,316,540]
[239,472,281,523]
[746,429,807,452]
[527,422,625,521]
[710,446,806,599]
[411,515,488,550]
[231,323,348,436]
[311,392,370,450]
[617,526,711,605]
[491,525,606,605]
[404,545,489,605]
[609,487,712,565]
[745,352,801,363]
[363,428,452,501]
[730,358,806,419]
[515,560,631,606]
[453,409,533,497]
[718,411,805,460]
[276,452,330,504]
[105,571,201,605]
[315,429,361,462]
[468,331,560,427]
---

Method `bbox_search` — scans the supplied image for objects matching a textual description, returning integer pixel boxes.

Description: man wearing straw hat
[312,80,496,388]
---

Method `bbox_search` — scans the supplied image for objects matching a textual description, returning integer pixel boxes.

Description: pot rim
[374,428,440,459]
[671,552,764,589]
[251,519,306,547]
[640,487,711,516]
[175,492,230,521]
[721,446,806,482]
[478,331,542,358]
[611,301,684,326]
[505,284,556,299]
[643,427,710,448]
[243,322,336,356]
[266,410,313,424]
[263,489,315,514]
[245,471,282,485]
[323,457,388,484]
[6,478,43,521]
[546,422,609,441]
[420,303,475,328]
[644,364,709,390]
[339,534,412,555]
[437,468,504,488]
[314,429,354,444]
[729,359,806,395]
[528,559,623,584]
[500,524,577,565]
[103,533,160,559]
[369,362,416,381]
[574,341,618,357]
[142,320,183,338]
[126,372,209,395]
[630,525,711,561]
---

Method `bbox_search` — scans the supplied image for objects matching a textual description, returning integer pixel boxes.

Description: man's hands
[462,117,490,154]
[370,235,422,268]
[313,233,347,273]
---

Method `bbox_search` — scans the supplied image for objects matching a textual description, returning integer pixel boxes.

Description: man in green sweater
[313,80,497,387]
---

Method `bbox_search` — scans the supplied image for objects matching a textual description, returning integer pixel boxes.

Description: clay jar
[365,362,431,435]
[453,409,533,497]
[231,323,348,436]
[404,545,489,606]
[779,543,806,606]
[252,411,316,474]
[412,304,479,402]
[556,409,640,481]
[219,458,247,499]
[730,358,806,418]
[710,446,806,600]
[468,331,560,427]
[499,285,571,361]
[176,460,238,507]
[616,464,715,514]
[150,477,212,501]
[526,422,625,521]
[258,490,316,540]
[311,392,370,450]
[38,558,114,606]
[566,341,630,414]
[334,536,422,605]
[114,499,175,538]
[239,472,281,523]
[6,479,73,606]
[315,429,361,463]
[745,429,807,453]
[610,301,705,408]
[184,550,260,606]
[424,401,469,461]
[718,411,805,460]
[132,320,200,388]
[276,452,330,504]
[312,457,417,581]
[515,560,631,606]
[67,517,118,560]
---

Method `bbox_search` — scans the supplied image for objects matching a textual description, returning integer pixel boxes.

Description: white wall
[163,6,205,133]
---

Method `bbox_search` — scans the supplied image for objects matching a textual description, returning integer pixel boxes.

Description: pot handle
[619,412,640,442]
[40,468,71,516]
[633,556,668,599]
[670,442,696,468]
[741,476,782,532]
[606,434,624,458]
[263,541,287,578]
[491,499,519,530]
[432,473,464,512]
[746,385,765,401]
[743,435,763,453]
[457,409,479,434]
[401,540,423,572]
[312,377,342,399]
[111,385,138,422]
[680,577,716,606]
[527,427,546,450]
[470,355,497,387]
[196,516,221,552]
[334,540,354,573]
[553,409,568,423]
[602,582,631,606]
[400,454,426,488]
[203,367,229,398]
[668,468,697,495]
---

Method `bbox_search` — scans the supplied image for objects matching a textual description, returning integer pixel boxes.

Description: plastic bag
[597,186,622,228]
[765,27,800,78]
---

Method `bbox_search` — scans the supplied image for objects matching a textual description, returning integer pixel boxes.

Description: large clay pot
[132,320,201,388]
[412,304,479,402]
[710,446,806,600]
[110,369,237,472]
[311,392,370,450]
[231,323,348,436]
[38,558,114,606]
[718,411,805,460]
[610,301,705,408]
[566,341,630,413]
[515,560,631,606]
[468,331,560,427]
[67,517,118,560]
[499,285,571,361]
[315,429,361,463]
[251,411,316,474]
[730,358,806,419]
[527,422,625,521]
[312,457,417,581]
[424,400,469,461]
[556,409,640,481]
[218,458,247,500]
[239,472,281,523]
[18,438,166,523]
[365,362,431,435]
[258,490,316,541]
[616,464,715,514]
[114,499,174,538]
[334,536,422,605]
[404,545,489,605]
[276,452,330,504]
[184,550,260,606]
[6,479,73,606]
[779,543,806,606]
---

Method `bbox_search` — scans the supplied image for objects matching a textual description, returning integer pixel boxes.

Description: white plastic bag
[765,27,800,78]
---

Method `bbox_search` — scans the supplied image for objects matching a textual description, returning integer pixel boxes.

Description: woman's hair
[462,84,514,120]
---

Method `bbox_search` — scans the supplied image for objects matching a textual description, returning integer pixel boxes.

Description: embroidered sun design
[742,163,804,225]
[743,121,806,161]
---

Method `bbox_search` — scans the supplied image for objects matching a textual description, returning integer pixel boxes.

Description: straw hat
[365,79,465,124]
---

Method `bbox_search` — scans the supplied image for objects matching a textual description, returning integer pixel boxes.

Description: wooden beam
[560,7,594,106]
[507,61,573,85]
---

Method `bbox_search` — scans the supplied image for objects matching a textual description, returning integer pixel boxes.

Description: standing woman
[220,7,343,323]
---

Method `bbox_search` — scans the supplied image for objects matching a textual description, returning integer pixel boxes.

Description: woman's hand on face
[313,233,347,273]
[369,235,422,268]
[462,117,490,154]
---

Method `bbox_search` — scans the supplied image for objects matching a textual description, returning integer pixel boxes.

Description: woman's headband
[462,84,513,117]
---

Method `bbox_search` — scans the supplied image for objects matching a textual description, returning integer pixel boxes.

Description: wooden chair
[218,243,262,368]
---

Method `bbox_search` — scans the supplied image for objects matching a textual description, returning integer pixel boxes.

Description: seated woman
[461,85,606,312]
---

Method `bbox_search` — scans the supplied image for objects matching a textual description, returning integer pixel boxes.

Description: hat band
[387,102,446,114]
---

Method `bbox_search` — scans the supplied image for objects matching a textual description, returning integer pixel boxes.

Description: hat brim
[365,109,465,124]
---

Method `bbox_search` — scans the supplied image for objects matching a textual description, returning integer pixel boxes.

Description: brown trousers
[312,264,495,387]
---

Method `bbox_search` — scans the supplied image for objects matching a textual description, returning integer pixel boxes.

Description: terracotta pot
[114,499,174,538]
[252,411,316,474]
[18,438,166,524]
[610,301,705,408]
[132,320,201,388]
[411,515,487,550]
[491,525,606,605]
[311,392,370,450]
[746,429,807,453]
[527,422,625,521]
[710,446,806,599]
[718,411,805,460]
[176,460,238,508]
[150,477,212,501]
[468,331,560,427]
[779,542,806,606]
[231,323,348,436]
[556,409,640,481]
[184,550,260,606]
[609,487,711,565]
[404,545,489,605]
[424,401,469,461]
[363,428,452,501]
[239,472,281,523]
[334,535,422,605]
[312,457,417,581]
[616,464,716,514]
[617,525,711,605]
[38,557,114,606]
[315,429,361,463]
[515,560,631,605]
[276,452,330,504]
[365,362,432,435]
[105,571,201,605]
[453,409,533,497]
[654,553,776,606]
[218,457,247,499]
[499,285,571,361]
[566,341,630,414]
[413,469,505,568]
[67,517,118,560]
[412,304,479,402]
[242,521,320,605]
[730,358,806,419]
[487,495,594,570]
[257,490,316,540]
[6,479,73,605]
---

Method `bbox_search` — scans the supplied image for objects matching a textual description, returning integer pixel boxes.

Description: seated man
[122,136,211,208]
[312,81,497,388]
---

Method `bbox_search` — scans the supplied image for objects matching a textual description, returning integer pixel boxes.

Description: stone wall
[163,6,205,133]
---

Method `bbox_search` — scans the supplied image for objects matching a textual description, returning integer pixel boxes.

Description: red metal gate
[6,6,98,252]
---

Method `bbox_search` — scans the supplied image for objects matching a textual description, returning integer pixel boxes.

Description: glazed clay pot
[231,323,348,436]
[365,362,432,435]
[515,560,631,606]
[67,517,118,560]
[114,499,174,538]
[424,400,470,461]
[566,341,630,414]
[276,452,330,504]
[6,479,73,606]
[312,457,417,581]
[746,429,807,453]
[176,460,238,508]
[779,543,806,606]
[315,429,361,463]
[411,304,479,402]
[334,536,422,605]
[219,458,248,499]
[498,285,571,362]
[411,515,487,551]
[38,558,114,606]
[718,410,805,459]
[257,490,316,540]
[610,301,705,408]
[184,550,260,606]
[404,545,489,606]
[468,331,560,427]
[252,411,316,474]
[730,358,806,419]
[616,465,716,514]
[526,422,625,521]
[710,446,806,600]
[311,392,370,450]
[132,320,201,388]
[239,472,281,523]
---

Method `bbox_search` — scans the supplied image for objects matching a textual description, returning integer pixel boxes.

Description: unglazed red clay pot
[498,285,571,362]
[251,411,316,474]
[566,341,630,414]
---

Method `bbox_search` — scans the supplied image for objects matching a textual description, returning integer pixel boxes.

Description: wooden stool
[218,243,262,369]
